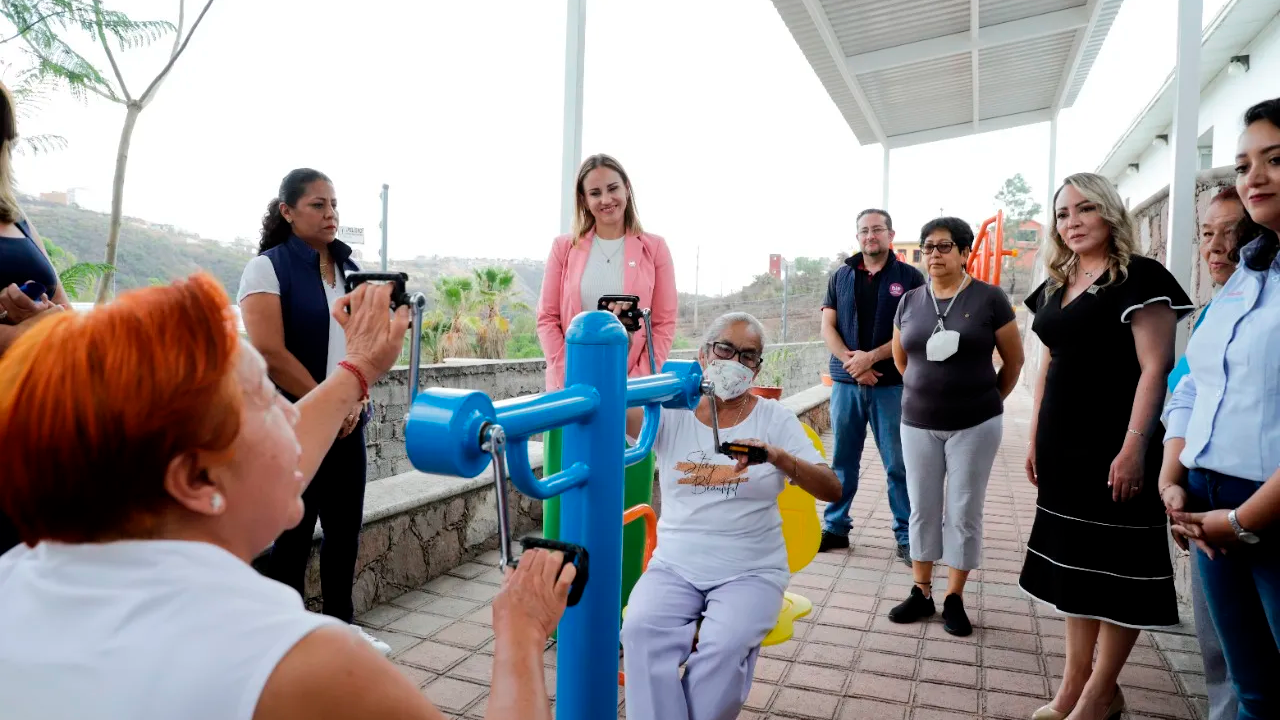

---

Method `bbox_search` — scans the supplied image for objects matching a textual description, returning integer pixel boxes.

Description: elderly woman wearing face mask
[619,312,840,720]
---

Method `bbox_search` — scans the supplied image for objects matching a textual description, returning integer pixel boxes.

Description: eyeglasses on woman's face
[707,341,763,369]
[920,241,956,255]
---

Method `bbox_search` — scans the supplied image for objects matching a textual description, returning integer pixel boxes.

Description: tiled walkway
[360,386,1208,719]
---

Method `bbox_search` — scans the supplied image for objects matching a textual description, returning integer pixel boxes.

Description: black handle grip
[720,442,768,464]
[344,271,411,308]
[516,537,590,607]
[597,294,642,332]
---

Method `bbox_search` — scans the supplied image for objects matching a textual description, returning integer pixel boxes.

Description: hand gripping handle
[484,424,589,606]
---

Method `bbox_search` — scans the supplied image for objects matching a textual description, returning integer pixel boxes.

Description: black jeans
[264,425,368,623]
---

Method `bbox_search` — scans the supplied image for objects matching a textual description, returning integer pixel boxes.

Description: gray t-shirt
[893,278,1016,431]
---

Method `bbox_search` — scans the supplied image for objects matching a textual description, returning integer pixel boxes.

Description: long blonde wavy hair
[0,82,20,225]
[571,154,643,244]
[1043,172,1140,292]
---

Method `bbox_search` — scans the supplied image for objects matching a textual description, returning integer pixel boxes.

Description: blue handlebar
[506,438,592,499]
[623,404,661,466]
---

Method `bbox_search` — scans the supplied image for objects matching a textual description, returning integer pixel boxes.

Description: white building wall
[1116,11,1280,203]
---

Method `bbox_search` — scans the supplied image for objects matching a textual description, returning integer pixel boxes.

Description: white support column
[559,0,587,235]
[1047,114,1058,231]
[1166,0,1202,319]
[881,147,891,209]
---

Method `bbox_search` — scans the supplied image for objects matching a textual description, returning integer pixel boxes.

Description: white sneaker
[353,625,392,655]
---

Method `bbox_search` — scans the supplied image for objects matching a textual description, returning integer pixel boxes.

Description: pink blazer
[536,231,678,391]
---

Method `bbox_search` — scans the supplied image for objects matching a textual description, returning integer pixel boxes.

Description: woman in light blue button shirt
[1158,98,1280,720]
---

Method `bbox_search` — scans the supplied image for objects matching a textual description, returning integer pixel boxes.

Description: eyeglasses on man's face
[858,226,890,238]
[920,241,957,255]
[707,341,763,369]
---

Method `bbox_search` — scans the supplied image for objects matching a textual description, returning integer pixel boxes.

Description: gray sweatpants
[900,414,1003,571]
[621,565,781,720]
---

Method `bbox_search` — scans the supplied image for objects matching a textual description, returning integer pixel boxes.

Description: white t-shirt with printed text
[648,398,826,591]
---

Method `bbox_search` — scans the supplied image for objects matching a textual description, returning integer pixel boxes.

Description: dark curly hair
[259,168,332,254]
[919,216,975,253]
[1241,99,1280,271]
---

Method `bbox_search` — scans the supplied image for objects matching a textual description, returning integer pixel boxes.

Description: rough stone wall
[1131,165,1237,312]
[670,341,830,399]
[365,359,546,480]
[253,482,543,617]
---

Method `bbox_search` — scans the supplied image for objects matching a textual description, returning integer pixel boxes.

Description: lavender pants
[621,565,782,720]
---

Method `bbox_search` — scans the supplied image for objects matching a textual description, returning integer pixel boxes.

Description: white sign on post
[337,225,365,245]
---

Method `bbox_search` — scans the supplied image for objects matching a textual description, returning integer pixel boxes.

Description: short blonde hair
[1044,172,1140,291]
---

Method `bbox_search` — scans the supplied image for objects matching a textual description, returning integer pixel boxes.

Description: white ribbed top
[578,236,626,313]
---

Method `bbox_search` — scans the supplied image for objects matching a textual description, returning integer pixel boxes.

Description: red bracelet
[337,360,369,400]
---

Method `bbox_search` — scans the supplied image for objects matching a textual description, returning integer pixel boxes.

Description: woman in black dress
[1021,172,1192,720]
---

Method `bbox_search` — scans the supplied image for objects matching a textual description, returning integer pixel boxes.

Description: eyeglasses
[920,241,957,255]
[858,226,890,238]
[707,341,763,369]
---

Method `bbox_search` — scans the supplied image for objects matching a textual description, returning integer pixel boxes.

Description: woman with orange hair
[0,275,572,720]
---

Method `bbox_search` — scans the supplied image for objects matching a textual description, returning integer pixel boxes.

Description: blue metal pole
[556,310,627,720]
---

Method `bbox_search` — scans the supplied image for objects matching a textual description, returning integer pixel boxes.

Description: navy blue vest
[261,235,360,401]
[823,252,925,384]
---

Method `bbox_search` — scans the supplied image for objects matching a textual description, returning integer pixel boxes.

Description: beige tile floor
[361,387,1208,719]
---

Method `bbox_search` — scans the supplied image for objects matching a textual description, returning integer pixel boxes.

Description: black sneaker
[818,531,850,552]
[942,593,972,636]
[888,585,935,624]
[896,543,912,567]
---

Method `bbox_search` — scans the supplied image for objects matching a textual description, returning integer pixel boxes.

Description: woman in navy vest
[238,169,389,654]
[0,80,72,555]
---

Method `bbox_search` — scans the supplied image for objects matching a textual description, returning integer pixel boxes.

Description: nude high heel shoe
[1030,704,1069,720]
[1102,686,1126,720]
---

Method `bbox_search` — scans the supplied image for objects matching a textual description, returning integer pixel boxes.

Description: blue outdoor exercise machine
[401,295,706,720]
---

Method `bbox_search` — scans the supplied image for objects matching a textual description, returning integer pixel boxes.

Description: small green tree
[42,236,111,300]
[433,275,479,359]
[994,173,1042,245]
[472,266,529,359]
[1,0,217,304]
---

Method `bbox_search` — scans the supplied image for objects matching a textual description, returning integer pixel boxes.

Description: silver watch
[1228,509,1261,545]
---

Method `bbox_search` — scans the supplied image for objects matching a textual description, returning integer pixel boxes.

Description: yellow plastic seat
[619,424,826,684]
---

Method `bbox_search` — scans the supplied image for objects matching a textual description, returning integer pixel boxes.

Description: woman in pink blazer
[536,154,677,390]
[537,155,677,609]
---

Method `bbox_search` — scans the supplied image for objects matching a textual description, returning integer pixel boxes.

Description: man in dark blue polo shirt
[819,208,924,565]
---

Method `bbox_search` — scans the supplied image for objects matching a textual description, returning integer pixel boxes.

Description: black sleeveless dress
[0,219,58,555]
[1019,256,1192,628]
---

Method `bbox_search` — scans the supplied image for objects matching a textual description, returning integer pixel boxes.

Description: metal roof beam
[971,0,980,129]
[1052,0,1105,113]
[799,0,888,145]
[885,109,1054,149]
[846,6,1091,75]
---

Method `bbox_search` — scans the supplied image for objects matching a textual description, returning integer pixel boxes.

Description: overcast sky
[5,0,1229,294]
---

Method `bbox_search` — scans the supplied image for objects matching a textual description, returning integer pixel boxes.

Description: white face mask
[925,323,960,362]
[703,359,755,400]
[925,274,970,362]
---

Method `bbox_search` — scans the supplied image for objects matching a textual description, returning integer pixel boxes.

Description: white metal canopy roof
[769,0,1125,149]
[1095,0,1280,181]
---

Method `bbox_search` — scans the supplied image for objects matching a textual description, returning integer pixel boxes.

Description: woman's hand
[0,283,59,325]
[1169,509,1236,559]
[604,298,639,332]
[1025,444,1037,487]
[727,437,781,473]
[494,549,576,639]
[1161,484,1190,551]
[1108,445,1144,502]
[338,401,363,439]
[332,282,411,383]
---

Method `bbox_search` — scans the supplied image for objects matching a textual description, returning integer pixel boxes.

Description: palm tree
[433,275,479,359]
[472,266,529,359]
[43,237,111,300]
